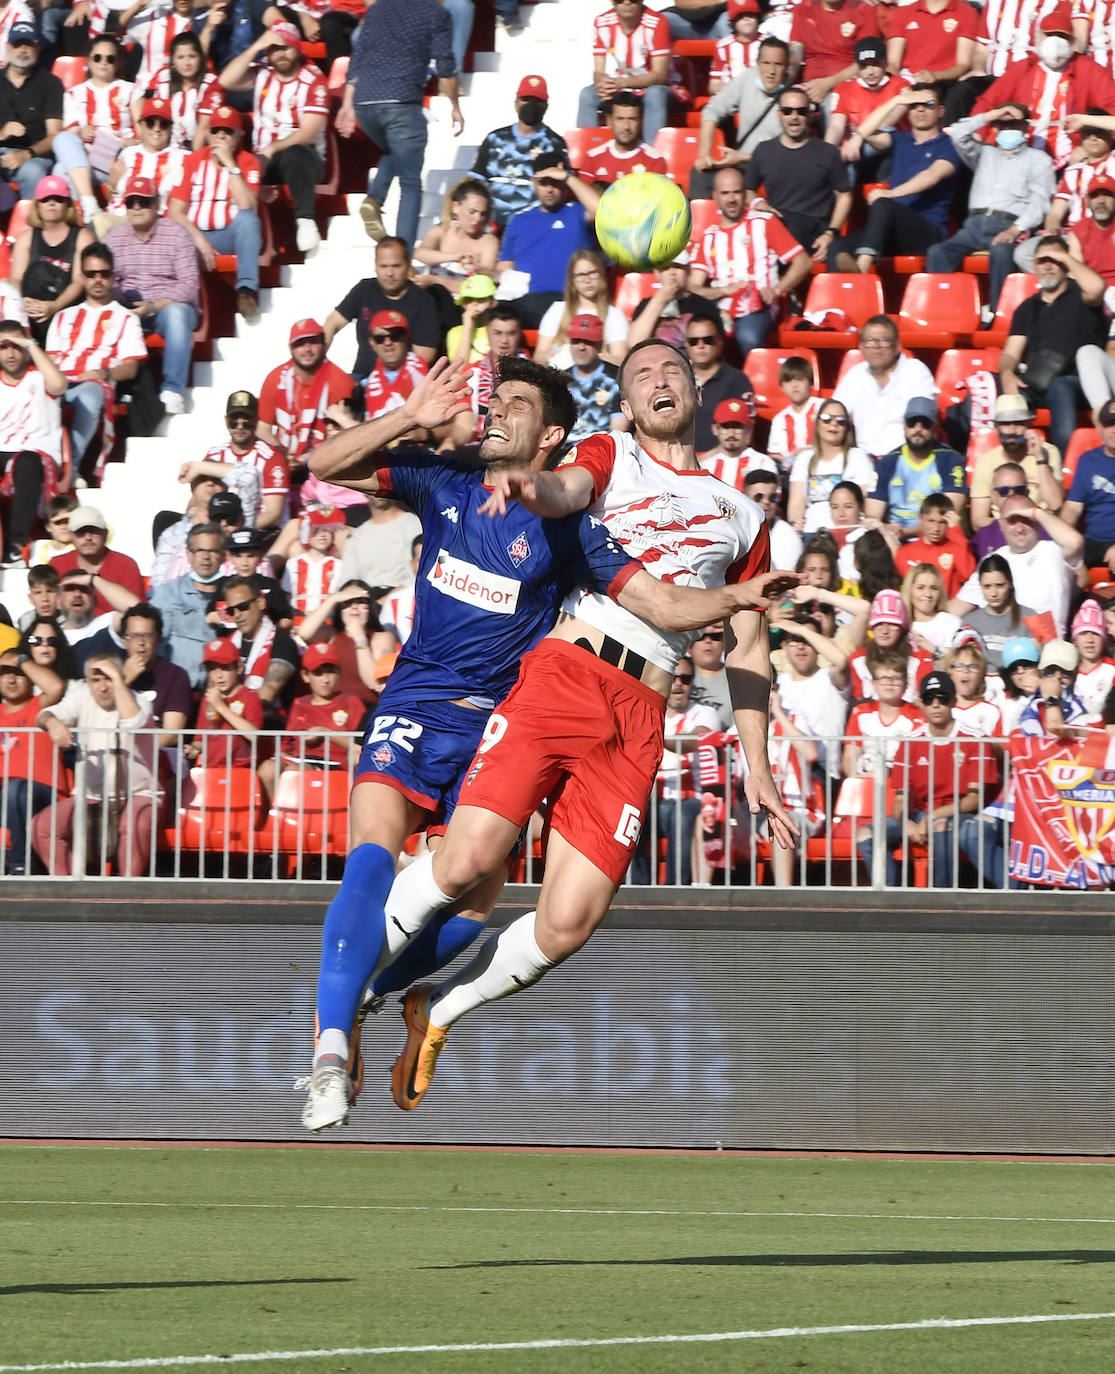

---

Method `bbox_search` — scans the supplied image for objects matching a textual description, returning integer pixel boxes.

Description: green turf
[2,1146,1115,1373]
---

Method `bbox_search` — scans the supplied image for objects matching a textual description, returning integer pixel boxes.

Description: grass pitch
[2,1145,1115,1373]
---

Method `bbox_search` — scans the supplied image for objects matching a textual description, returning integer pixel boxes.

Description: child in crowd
[1069,599,1115,719]
[27,496,77,566]
[998,635,1041,734]
[848,589,934,702]
[942,640,1003,737]
[842,647,925,777]
[894,493,977,599]
[767,355,822,469]
[17,564,60,633]
[708,0,762,93]
[903,562,961,659]
[185,638,263,768]
[260,642,364,798]
[220,528,294,631]
[282,507,344,625]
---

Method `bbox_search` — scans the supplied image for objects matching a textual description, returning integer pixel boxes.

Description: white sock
[430,911,553,1028]
[367,850,454,982]
[314,1027,348,1068]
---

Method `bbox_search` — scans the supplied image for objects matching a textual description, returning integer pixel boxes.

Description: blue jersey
[375,454,638,709]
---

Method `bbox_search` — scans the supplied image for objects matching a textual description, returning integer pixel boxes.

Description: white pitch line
[3,1199,1115,1227]
[2,1311,1115,1372]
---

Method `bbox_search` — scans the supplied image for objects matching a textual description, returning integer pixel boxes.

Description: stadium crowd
[2,0,1115,888]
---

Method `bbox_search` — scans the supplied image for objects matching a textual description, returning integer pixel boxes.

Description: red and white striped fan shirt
[64,79,135,135]
[147,68,224,148]
[702,447,778,489]
[693,211,806,319]
[108,143,186,213]
[132,10,195,90]
[258,358,353,459]
[283,551,341,618]
[45,301,146,378]
[767,397,822,464]
[0,368,62,465]
[203,438,290,502]
[252,66,328,157]
[1074,0,1115,73]
[0,0,33,53]
[591,8,671,77]
[978,0,1060,77]
[170,148,262,231]
[1053,152,1115,222]
[711,35,761,84]
[363,353,429,420]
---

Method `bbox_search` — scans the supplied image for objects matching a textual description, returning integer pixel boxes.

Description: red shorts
[459,639,666,886]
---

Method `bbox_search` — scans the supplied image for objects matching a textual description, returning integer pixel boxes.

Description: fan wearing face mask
[970,6,1115,172]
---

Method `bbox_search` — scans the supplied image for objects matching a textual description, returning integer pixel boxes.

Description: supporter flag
[1008,731,1115,888]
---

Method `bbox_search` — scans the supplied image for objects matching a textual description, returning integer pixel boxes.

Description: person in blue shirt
[560,313,625,443]
[472,76,569,228]
[1061,398,1115,574]
[828,83,961,272]
[496,152,601,329]
[866,396,968,533]
[298,354,791,1130]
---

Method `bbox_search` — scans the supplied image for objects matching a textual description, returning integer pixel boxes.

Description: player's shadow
[0,1276,353,1297]
[431,1249,1115,1270]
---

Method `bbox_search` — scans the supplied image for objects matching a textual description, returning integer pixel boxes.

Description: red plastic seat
[171,767,265,856]
[563,127,609,172]
[51,56,87,90]
[897,272,981,349]
[6,198,31,243]
[672,38,717,57]
[934,346,1002,410]
[744,346,821,418]
[777,274,885,349]
[652,127,722,183]
[613,270,658,320]
[1062,426,1100,491]
[688,197,719,242]
[258,768,351,861]
[971,271,1038,346]
[965,425,1000,483]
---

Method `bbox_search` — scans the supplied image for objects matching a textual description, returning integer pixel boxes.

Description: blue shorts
[353,695,490,827]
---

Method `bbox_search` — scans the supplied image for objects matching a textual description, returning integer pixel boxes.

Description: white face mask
[1038,35,1073,69]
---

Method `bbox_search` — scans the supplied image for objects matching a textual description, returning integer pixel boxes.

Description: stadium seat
[744,347,821,418]
[890,256,926,275]
[934,347,1002,410]
[962,255,990,274]
[258,768,351,867]
[652,127,722,183]
[971,272,1038,347]
[613,271,657,320]
[777,274,885,349]
[51,56,86,90]
[688,198,718,241]
[170,767,265,857]
[897,273,981,350]
[563,128,607,171]
[672,38,717,57]
[5,199,30,243]
[965,425,1000,483]
[1062,427,1100,491]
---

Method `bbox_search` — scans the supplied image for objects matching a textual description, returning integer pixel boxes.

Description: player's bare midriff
[549,611,672,696]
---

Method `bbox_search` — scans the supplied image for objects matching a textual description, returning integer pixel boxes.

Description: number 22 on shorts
[367,715,423,753]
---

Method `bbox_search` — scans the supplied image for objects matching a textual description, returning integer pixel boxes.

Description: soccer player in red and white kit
[689,165,813,362]
[219,20,328,253]
[0,319,66,567]
[179,390,290,530]
[386,339,799,1110]
[576,0,672,143]
[577,90,666,186]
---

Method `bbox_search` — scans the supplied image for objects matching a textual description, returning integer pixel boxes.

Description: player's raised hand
[745,767,800,850]
[728,570,803,611]
[402,356,472,431]
[477,470,539,518]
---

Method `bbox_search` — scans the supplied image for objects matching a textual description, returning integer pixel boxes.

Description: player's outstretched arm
[309,358,473,490]
[477,464,594,519]
[616,569,802,631]
[724,608,800,851]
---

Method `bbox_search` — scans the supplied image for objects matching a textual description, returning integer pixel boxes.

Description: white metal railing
[0,725,1098,890]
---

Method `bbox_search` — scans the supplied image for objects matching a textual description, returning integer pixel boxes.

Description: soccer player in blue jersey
[298,356,796,1130]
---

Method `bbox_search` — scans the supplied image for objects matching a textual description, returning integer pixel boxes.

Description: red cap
[728,0,761,17]
[1087,174,1115,197]
[567,312,604,343]
[713,397,754,426]
[369,309,409,333]
[517,74,548,99]
[307,504,344,527]
[1039,3,1073,32]
[140,96,173,122]
[302,641,341,671]
[209,104,242,131]
[202,638,241,667]
[125,176,158,201]
[289,317,323,344]
[268,19,302,46]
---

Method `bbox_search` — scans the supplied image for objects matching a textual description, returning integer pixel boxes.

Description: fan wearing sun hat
[1017,637,1090,734]
[445,274,497,366]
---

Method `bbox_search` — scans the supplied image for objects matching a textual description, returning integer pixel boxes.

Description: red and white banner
[1008,731,1115,888]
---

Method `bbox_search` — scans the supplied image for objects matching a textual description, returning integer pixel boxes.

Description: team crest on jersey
[714,495,736,519]
[332,709,350,726]
[507,531,531,565]
[373,743,393,767]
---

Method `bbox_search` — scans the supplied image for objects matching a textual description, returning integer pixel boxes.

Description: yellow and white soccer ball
[594,173,692,272]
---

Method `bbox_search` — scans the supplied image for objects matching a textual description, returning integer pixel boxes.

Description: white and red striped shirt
[64,79,134,135]
[283,551,341,618]
[203,438,289,500]
[0,368,62,464]
[252,66,328,157]
[953,698,1004,737]
[1075,657,1115,716]
[0,282,28,327]
[1053,152,1115,222]
[363,353,428,420]
[693,211,806,319]
[109,143,186,214]
[978,0,1060,77]
[768,397,823,464]
[0,0,33,62]
[146,68,224,148]
[1074,0,1115,72]
[46,301,146,378]
[591,7,671,77]
[131,9,195,91]
[845,700,926,773]
[711,34,761,84]
[380,582,416,645]
[258,358,353,459]
[170,148,262,231]
[701,447,777,489]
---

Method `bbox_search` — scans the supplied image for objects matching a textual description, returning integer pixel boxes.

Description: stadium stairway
[0,0,596,618]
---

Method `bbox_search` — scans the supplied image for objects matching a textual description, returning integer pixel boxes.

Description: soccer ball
[594,173,692,272]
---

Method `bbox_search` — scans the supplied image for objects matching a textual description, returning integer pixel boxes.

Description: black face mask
[519,98,546,126]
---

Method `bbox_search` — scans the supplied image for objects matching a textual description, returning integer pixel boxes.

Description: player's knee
[434,838,499,898]
[534,905,599,961]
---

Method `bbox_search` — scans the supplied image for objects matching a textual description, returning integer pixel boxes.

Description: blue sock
[372,913,485,997]
[316,842,396,1034]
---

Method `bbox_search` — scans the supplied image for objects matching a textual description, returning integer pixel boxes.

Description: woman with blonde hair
[787,400,876,534]
[902,562,961,658]
[415,178,499,282]
[533,249,628,367]
[10,181,95,343]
